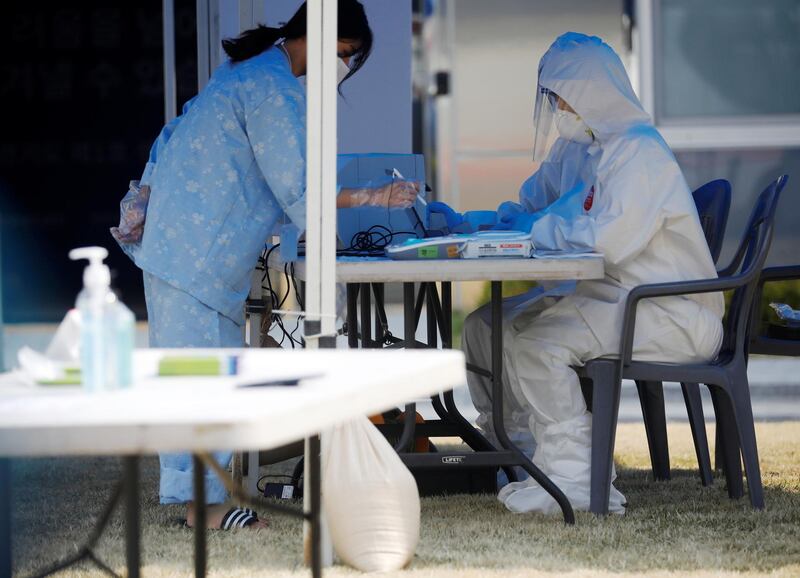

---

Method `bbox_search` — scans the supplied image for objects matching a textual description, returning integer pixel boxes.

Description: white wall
[218,0,412,154]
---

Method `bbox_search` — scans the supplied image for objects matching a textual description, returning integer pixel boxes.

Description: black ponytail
[222,0,373,80]
[221,25,285,62]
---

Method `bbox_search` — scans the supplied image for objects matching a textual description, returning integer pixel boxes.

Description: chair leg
[728,375,765,510]
[635,380,670,481]
[709,385,744,500]
[714,425,725,472]
[586,360,621,515]
[580,377,593,412]
[681,382,713,486]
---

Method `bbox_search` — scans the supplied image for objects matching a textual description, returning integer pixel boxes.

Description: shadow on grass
[417,464,800,574]
[9,455,800,577]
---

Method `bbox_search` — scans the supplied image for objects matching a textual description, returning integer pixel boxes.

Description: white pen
[393,167,426,207]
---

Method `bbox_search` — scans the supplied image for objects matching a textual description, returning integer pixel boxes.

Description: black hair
[221,0,373,86]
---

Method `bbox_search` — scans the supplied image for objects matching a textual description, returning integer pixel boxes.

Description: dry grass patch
[10,422,800,577]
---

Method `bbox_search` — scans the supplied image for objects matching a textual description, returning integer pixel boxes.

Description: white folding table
[0,347,466,578]
[268,253,605,524]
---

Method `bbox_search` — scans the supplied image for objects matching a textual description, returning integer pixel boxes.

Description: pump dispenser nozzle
[69,247,111,297]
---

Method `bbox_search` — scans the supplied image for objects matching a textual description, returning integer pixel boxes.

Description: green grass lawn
[10,422,800,577]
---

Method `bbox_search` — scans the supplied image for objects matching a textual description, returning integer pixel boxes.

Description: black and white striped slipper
[180,507,260,530]
[219,507,259,530]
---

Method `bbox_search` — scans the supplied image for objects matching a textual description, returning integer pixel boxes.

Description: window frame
[635,0,800,150]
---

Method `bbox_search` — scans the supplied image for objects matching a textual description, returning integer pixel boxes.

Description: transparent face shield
[532,86,558,161]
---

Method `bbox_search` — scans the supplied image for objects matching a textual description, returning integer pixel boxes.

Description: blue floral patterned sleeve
[247,89,307,231]
[140,96,199,186]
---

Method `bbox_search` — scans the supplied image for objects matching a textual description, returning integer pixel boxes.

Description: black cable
[263,262,302,349]
[259,243,303,348]
[288,263,305,347]
[343,225,417,256]
[279,264,292,309]
[294,224,418,257]
[261,244,280,280]
[291,263,304,309]
[277,315,291,348]
[262,244,281,309]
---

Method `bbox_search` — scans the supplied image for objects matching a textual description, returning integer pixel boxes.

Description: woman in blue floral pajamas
[112,1,414,530]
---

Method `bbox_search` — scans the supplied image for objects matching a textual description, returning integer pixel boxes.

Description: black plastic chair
[578,175,787,515]
[695,179,732,264]
[705,264,800,473]
[749,265,800,357]
[634,180,732,486]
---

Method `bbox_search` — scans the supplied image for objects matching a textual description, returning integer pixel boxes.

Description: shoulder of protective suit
[598,127,678,173]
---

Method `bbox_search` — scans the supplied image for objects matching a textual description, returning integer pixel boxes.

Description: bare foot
[185,503,268,529]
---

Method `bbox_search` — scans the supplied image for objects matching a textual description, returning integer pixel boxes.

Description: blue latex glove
[427,201,464,230]
[496,201,524,223]
[494,203,539,233]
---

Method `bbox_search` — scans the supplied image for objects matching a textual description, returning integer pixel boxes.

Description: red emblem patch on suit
[584,185,595,211]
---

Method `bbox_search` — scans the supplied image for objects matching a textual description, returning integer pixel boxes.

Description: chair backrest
[721,175,788,358]
[692,179,731,265]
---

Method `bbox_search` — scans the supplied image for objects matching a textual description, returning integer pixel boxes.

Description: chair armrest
[759,265,800,284]
[619,272,751,367]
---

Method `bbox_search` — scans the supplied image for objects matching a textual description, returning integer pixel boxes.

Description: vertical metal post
[373,284,385,344]
[208,0,221,72]
[244,267,264,496]
[347,285,359,348]
[0,459,11,578]
[124,456,141,578]
[304,0,339,347]
[248,270,263,347]
[360,283,372,347]
[304,0,338,568]
[634,0,655,117]
[442,282,452,348]
[396,283,418,452]
[426,285,438,349]
[308,435,322,578]
[162,0,177,122]
[404,283,416,349]
[193,455,206,578]
[491,282,503,440]
[247,451,260,497]
[196,0,211,92]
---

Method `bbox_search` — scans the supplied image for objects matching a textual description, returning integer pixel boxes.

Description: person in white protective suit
[462,32,724,514]
[464,125,598,488]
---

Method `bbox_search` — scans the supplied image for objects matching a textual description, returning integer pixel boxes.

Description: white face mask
[554,110,594,144]
[296,57,351,88]
[296,58,350,90]
[337,57,351,86]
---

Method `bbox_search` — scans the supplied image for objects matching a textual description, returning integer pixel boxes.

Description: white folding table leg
[243,266,263,496]
[247,451,260,497]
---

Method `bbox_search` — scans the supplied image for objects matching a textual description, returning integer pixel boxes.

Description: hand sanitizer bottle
[69,247,134,391]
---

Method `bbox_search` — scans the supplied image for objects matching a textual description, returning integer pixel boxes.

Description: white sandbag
[322,416,420,572]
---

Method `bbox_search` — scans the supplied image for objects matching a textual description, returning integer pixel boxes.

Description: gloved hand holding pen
[337,180,420,209]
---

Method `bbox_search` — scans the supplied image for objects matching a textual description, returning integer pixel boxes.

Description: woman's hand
[370,180,419,208]
[337,180,420,209]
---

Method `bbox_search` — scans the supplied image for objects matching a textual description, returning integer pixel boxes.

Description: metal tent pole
[303,0,338,571]
[163,0,177,122]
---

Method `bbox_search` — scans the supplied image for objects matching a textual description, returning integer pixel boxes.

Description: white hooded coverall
[462,33,724,514]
